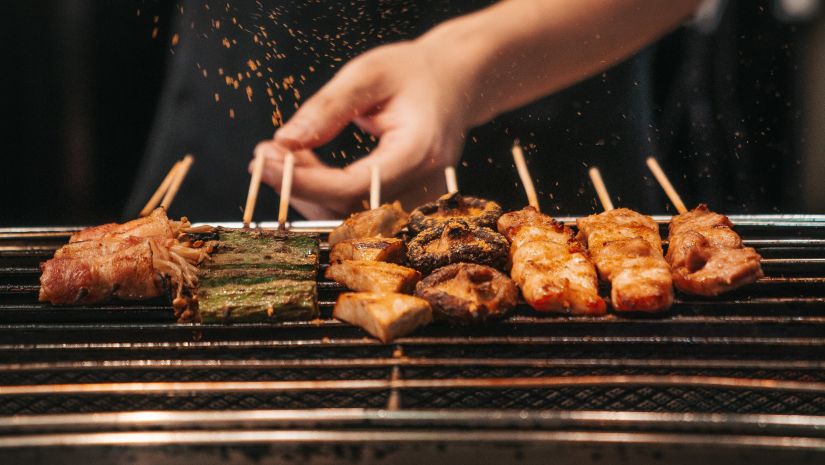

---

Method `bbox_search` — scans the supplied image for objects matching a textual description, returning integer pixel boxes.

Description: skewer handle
[140,160,180,217]
[243,149,266,227]
[511,141,539,210]
[645,157,688,214]
[160,154,194,211]
[588,166,615,212]
[277,152,295,230]
[369,164,381,210]
[444,166,458,194]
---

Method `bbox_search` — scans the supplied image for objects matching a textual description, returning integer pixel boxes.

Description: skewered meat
[498,207,605,314]
[666,204,763,296]
[406,220,509,274]
[334,292,432,343]
[69,208,187,243]
[415,263,517,324]
[196,229,319,323]
[40,237,167,304]
[328,201,409,246]
[408,192,502,235]
[329,237,405,264]
[326,260,421,293]
[577,208,673,312]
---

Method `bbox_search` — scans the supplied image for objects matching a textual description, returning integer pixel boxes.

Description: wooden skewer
[588,166,615,212]
[369,164,381,210]
[444,166,458,194]
[511,140,539,210]
[140,160,181,216]
[277,152,295,231]
[160,154,194,211]
[243,149,266,227]
[645,157,688,214]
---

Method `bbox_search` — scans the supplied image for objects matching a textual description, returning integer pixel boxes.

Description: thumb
[274,61,387,150]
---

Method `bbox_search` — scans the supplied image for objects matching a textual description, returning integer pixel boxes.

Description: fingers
[274,58,389,150]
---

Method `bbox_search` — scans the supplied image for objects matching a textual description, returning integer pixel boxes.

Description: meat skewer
[140,160,181,217]
[577,167,673,312]
[160,154,194,212]
[497,142,605,314]
[243,148,266,227]
[645,157,763,296]
[370,164,381,210]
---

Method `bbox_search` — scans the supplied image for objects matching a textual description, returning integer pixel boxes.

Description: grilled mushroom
[408,192,502,235]
[406,220,509,274]
[415,263,518,324]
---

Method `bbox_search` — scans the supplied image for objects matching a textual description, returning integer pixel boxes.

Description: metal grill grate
[1,217,825,462]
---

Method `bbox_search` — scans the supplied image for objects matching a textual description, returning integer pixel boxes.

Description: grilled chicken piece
[666,204,763,295]
[408,192,502,235]
[40,237,165,304]
[334,292,432,342]
[498,207,606,315]
[328,201,409,246]
[325,260,421,293]
[329,237,405,264]
[415,263,517,324]
[577,208,673,312]
[69,208,184,243]
[406,220,509,274]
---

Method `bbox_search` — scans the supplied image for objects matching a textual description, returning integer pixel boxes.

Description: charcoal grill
[1,216,825,464]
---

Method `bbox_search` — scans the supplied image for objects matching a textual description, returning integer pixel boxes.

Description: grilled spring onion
[196,228,319,323]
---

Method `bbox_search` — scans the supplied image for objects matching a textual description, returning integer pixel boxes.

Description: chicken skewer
[577,167,673,312]
[645,157,763,296]
[497,141,605,314]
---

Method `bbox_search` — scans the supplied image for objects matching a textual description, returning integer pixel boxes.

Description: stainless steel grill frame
[1,216,824,464]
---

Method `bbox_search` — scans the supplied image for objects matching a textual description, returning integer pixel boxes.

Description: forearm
[418,0,702,127]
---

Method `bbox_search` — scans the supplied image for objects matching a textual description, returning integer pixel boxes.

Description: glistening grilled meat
[406,220,509,274]
[415,263,517,324]
[329,237,405,264]
[577,208,673,312]
[666,204,763,296]
[498,207,605,315]
[69,208,186,243]
[334,292,432,343]
[408,192,502,235]
[328,201,409,246]
[325,260,421,293]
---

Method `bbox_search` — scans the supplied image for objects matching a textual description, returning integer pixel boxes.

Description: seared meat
[69,208,184,243]
[577,208,673,312]
[667,204,763,295]
[406,220,509,274]
[40,237,165,304]
[415,263,517,324]
[328,201,409,246]
[325,260,421,293]
[334,292,432,343]
[408,192,502,235]
[329,237,405,264]
[498,207,605,315]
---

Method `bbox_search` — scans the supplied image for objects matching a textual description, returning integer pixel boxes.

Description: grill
[1,216,825,464]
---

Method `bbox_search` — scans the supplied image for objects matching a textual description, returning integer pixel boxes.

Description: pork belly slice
[325,260,421,293]
[39,237,164,305]
[497,207,605,315]
[69,208,178,243]
[667,204,763,296]
[577,208,673,312]
[328,201,409,246]
[329,237,405,264]
[334,292,432,343]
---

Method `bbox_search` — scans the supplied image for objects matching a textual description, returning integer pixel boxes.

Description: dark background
[1,0,823,226]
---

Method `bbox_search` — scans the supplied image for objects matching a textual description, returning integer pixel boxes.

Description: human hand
[253,39,477,219]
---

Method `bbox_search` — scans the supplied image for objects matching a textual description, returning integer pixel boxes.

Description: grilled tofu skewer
[645,158,763,296]
[497,141,605,315]
[578,167,673,312]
